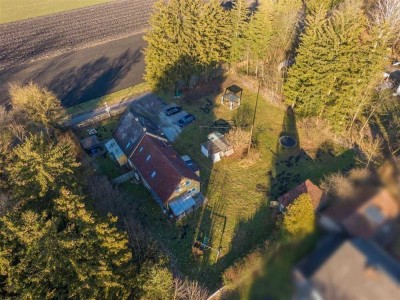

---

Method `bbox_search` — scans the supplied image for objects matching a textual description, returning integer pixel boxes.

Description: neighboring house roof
[131,135,200,204]
[278,179,325,210]
[323,189,399,239]
[295,236,400,300]
[80,135,99,150]
[113,110,147,157]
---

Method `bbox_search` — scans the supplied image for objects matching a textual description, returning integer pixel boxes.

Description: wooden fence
[112,170,137,184]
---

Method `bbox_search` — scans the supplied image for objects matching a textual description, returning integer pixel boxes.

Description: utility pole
[248,80,261,154]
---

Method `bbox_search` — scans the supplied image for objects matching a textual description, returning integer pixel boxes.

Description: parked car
[178,114,196,127]
[165,106,182,116]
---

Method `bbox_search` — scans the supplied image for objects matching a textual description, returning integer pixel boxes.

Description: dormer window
[139,146,143,152]
[151,171,156,178]
[125,142,131,149]
[146,154,151,161]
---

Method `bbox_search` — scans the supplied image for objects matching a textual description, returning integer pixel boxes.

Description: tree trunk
[246,49,250,75]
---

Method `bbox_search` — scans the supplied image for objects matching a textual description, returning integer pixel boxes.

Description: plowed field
[0,0,156,70]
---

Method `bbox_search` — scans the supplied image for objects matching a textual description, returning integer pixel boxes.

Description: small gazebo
[221,84,243,110]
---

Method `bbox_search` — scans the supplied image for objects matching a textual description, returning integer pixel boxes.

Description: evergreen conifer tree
[282,193,315,240]
[0,189,135,299]
[284,0,386,132]
[6,134,80,200]
[229,0,249,64]
[144,0,230,90]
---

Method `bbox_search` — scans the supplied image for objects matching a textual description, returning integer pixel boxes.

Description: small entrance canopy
[221,84,243,110]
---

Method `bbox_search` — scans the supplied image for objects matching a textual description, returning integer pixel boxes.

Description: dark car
[165,106,182,116]
[177,114,195,127]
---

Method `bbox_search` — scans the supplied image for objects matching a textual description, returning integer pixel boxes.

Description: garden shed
[201,132,234,163]
[80,135,99,151]
[221,84,243,110]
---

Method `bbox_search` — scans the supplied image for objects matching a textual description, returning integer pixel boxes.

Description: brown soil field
[0,0,156,70]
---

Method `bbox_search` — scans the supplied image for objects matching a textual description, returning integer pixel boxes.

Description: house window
[185,180,191,186]
[139,146,143,152]
[151,171,156,178]
[146,154,151,161]
[175,186,181,193]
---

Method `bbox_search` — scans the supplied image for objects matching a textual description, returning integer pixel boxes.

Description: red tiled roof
[278,179,325,210]
[131,135,200,204]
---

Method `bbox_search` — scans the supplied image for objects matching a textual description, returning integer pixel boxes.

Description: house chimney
[135,117,139,122]
[364,265,378,279]
[143,127,147,132]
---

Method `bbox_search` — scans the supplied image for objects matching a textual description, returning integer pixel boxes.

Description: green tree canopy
[283,193,315,239]
[144,0,230,90]
[6,134,80,200]
[284,0,387,132]
[0,189,135,299]
[136,257,173,300]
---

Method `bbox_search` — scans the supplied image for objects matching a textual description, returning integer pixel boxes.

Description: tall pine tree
[144,0,230,90]
[0,189,135,299]
[284,0,386,132]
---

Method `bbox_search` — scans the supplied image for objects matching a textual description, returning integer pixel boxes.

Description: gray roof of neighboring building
[296,236,400,299]
[201,132,233,155]
[80,135,99,150]
[113,110,146,157]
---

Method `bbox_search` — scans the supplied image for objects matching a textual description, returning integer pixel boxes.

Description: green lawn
[134,84,355,289]
[0,0,112,23]
[67,83,150,117]
[74,116,119,141]
[90,81,357,291]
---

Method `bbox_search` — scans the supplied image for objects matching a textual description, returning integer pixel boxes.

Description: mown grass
[149,84,356,289]
[0,0,112,23]
[227,234,321,300]
[66,82,150,117]
[89,81,356,291]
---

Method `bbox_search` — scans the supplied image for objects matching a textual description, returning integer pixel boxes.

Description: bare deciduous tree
[172,277,209,300]
[123,216,160,265]
[226,127,251,155]
[356,136,384,168]
[370,0,400,46]
[9,82,66,130]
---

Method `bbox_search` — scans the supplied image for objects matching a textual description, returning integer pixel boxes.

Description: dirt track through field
[0,0,156,107]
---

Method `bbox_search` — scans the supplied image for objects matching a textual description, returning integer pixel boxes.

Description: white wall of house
[211,153,221,163]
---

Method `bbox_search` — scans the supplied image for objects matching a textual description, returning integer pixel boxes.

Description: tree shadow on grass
[219,105,357,298]
[246,234,320,300]
[48,48,142,107]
